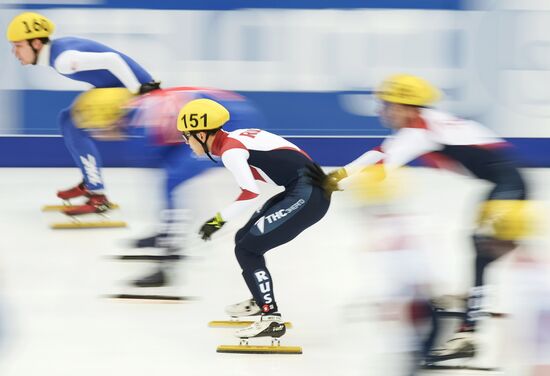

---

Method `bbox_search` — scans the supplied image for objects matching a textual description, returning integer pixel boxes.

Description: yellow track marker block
[42,203,119,212]
[50,221,127,229]
[208,321,293,329]
[216,345,302,354]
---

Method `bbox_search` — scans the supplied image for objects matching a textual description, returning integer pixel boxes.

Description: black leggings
[234,175,330,313]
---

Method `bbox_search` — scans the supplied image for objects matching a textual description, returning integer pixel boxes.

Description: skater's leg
[461,235,516,331]
[234,178,330,313]
[133,146,213,287]
[59,107,105,192]
[429,176,528,362]
[463,177,527,331]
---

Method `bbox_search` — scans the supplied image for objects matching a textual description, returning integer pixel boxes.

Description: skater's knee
[234,246,250,268]
[235,228,247,244]
[234,245,263,269]
[59,108,74,123]
[59,109,78,137]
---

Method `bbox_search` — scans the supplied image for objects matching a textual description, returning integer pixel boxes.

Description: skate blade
[425,348,476,364]
[109,254,182,261]
[216,344,302,354]
[42,203,119,212]
[435,310,508,319]
[208,320,293,329]
[50,221,127,229]
[422,365,496,371]
[105,294,198,303]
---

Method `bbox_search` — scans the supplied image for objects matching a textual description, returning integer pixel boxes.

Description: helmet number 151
[181,113,207,129]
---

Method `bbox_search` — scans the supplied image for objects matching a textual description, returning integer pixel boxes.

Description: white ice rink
[0,166,549,376]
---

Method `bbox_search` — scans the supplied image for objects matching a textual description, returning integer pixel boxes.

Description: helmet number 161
[22,19,49,34]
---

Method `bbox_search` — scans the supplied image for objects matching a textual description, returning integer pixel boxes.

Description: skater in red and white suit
[322,74,530,365]
[177,98,331,340]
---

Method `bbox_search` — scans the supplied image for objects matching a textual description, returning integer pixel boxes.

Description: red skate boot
[57,181,90,200]
[63,194,113,216]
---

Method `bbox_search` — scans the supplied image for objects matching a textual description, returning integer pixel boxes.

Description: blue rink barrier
[0,136,548,168]
[18,90,389,137]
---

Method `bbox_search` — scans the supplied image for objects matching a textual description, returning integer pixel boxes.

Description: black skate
[425,331,476,363]
[133,269,168,288]
[216,313,302,354]
[133,233,181,253]
[235,313,286,339]
[134,234,159,248]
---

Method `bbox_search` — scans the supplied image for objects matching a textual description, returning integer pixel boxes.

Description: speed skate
[45,187,127,228]
[209,298,293,328]
[216,314,302,355]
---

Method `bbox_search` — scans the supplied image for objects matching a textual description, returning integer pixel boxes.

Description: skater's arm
[341,129,438,177]
[380,128,440,170]
[54,50,142,93]
[331,129,439,190]
[341,148,385,177]
[219,148,261,221]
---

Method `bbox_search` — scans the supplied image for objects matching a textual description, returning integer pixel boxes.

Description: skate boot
[57,181,89,200]
[133,233,182,253]
[426,331,476,363]
[63,194,112,216]
[132,268,168,288]
[235,313,286,339]
[134,234,161,248]
[225,298,261,318]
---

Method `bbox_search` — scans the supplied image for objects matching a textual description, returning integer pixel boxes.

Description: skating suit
[37,37,154,191]
[350,108,526,200]
[211,129,331,314]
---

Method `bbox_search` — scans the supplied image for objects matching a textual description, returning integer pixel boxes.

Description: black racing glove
[305,163,347,199]
[138,81,161,95]
[199,212,226,241]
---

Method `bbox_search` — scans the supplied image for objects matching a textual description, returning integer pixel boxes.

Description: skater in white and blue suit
[7,11,159,215]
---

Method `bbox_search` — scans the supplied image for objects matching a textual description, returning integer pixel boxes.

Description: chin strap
[28,40,39,65]
[192,133,217,163]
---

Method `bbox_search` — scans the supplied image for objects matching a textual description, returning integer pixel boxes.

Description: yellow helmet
[177,98,230,132]
[71,88,135,129]
[6,12,55,42]
[376,74,441,106]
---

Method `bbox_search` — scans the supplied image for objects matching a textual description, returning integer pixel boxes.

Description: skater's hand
[305,163,346,199]
[326,168,348,186]
[138,81,161,95]
[199,213,225,241]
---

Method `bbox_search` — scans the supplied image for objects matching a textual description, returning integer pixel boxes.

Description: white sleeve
[338,128,441,189]
[381,128,441,170]
[343,149,385,176]
[219,148,261,221]
[53,50,142,93]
